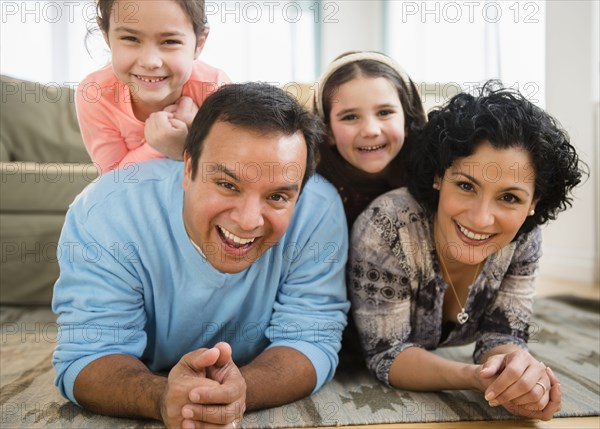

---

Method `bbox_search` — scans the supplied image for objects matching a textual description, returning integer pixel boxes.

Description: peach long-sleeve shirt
[76,61,230,174]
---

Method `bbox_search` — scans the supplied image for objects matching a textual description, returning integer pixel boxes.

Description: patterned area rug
[1,295,598,428]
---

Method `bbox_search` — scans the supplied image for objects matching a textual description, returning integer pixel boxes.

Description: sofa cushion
[0,75,91,163]
[1,162,98,212]
[282,82,314,110]
[0,75,97,305]
[0,213,66,304]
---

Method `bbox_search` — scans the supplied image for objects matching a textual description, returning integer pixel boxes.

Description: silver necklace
[437,253,482,325]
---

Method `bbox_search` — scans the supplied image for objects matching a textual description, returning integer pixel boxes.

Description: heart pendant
[457,310,469,325]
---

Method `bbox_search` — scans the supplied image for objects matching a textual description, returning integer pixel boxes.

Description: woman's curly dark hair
[408,80,587,237]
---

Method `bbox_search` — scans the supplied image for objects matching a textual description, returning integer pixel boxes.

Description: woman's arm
[388,346,482,391]
[348,191,434,385]
[475,228,560,419]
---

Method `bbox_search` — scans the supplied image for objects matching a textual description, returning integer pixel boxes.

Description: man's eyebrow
[274,183,300,193]
[214,163,239,181]
[214,164,300,193]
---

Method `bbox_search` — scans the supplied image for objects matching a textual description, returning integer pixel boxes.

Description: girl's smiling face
[328,75,406,174]
[106,0,206,119]
[434,141,537,269]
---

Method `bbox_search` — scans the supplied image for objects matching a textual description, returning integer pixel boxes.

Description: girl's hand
[164,96,199,129]
[479,349,560,419]
[145,111,187,160]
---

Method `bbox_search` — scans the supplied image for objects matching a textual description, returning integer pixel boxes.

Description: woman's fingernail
[485,392,495,401]
[182,408,193,419]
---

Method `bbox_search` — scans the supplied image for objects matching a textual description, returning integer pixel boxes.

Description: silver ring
[535,381,548,395]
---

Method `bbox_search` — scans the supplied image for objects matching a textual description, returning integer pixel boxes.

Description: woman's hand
[502,367,562,421]
[479,349,561,420]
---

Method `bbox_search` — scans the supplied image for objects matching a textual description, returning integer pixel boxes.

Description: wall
[542,0,599,283]
[319,0,384,66]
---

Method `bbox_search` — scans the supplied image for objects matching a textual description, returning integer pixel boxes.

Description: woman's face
[328,75,406,174]
[434,141,537,268]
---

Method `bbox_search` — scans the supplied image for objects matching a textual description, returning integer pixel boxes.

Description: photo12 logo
[398,1,541,24]
[1,1,97,24]
[204,1,339,24]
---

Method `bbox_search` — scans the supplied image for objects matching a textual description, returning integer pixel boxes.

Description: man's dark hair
[408,80,586,237]
[185,82,324,189]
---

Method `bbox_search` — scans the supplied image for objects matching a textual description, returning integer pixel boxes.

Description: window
[202,1,318,84]
[0,1,318,86]
[1,0,108,84]
[385,0,545,105]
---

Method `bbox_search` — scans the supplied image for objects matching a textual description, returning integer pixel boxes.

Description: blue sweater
[52,160,350,404]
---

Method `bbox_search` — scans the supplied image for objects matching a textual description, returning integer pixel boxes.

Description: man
[52,83,349,428]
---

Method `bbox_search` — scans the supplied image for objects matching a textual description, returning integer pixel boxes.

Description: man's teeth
[218,226,255,245]
[136,75,165,83]
[458,224,492,240]
[359,144,386,152]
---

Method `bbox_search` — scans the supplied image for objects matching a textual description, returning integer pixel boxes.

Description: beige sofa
[0,75,99,304]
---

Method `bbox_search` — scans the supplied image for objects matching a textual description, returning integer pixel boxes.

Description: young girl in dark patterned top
[349,81,586,420]
[313,51,427,359]
[313,51,426,229]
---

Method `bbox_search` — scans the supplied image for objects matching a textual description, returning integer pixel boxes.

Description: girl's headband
[313,52,412,119]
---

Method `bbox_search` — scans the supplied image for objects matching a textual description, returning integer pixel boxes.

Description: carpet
[1,295,598,428]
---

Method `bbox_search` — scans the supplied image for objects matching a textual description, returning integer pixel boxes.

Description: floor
[309,417,600,429]
[535,276,599,299]
[309,276,600,429]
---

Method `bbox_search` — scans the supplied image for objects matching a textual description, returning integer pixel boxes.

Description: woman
[348,82,585,420]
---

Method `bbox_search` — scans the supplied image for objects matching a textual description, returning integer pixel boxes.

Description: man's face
[182,120,308,273]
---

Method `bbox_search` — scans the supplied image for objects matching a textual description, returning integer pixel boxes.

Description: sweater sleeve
[473,227,542,363]
[265,179,350,393]
[347,198,424,386]
[51,209,148,404]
